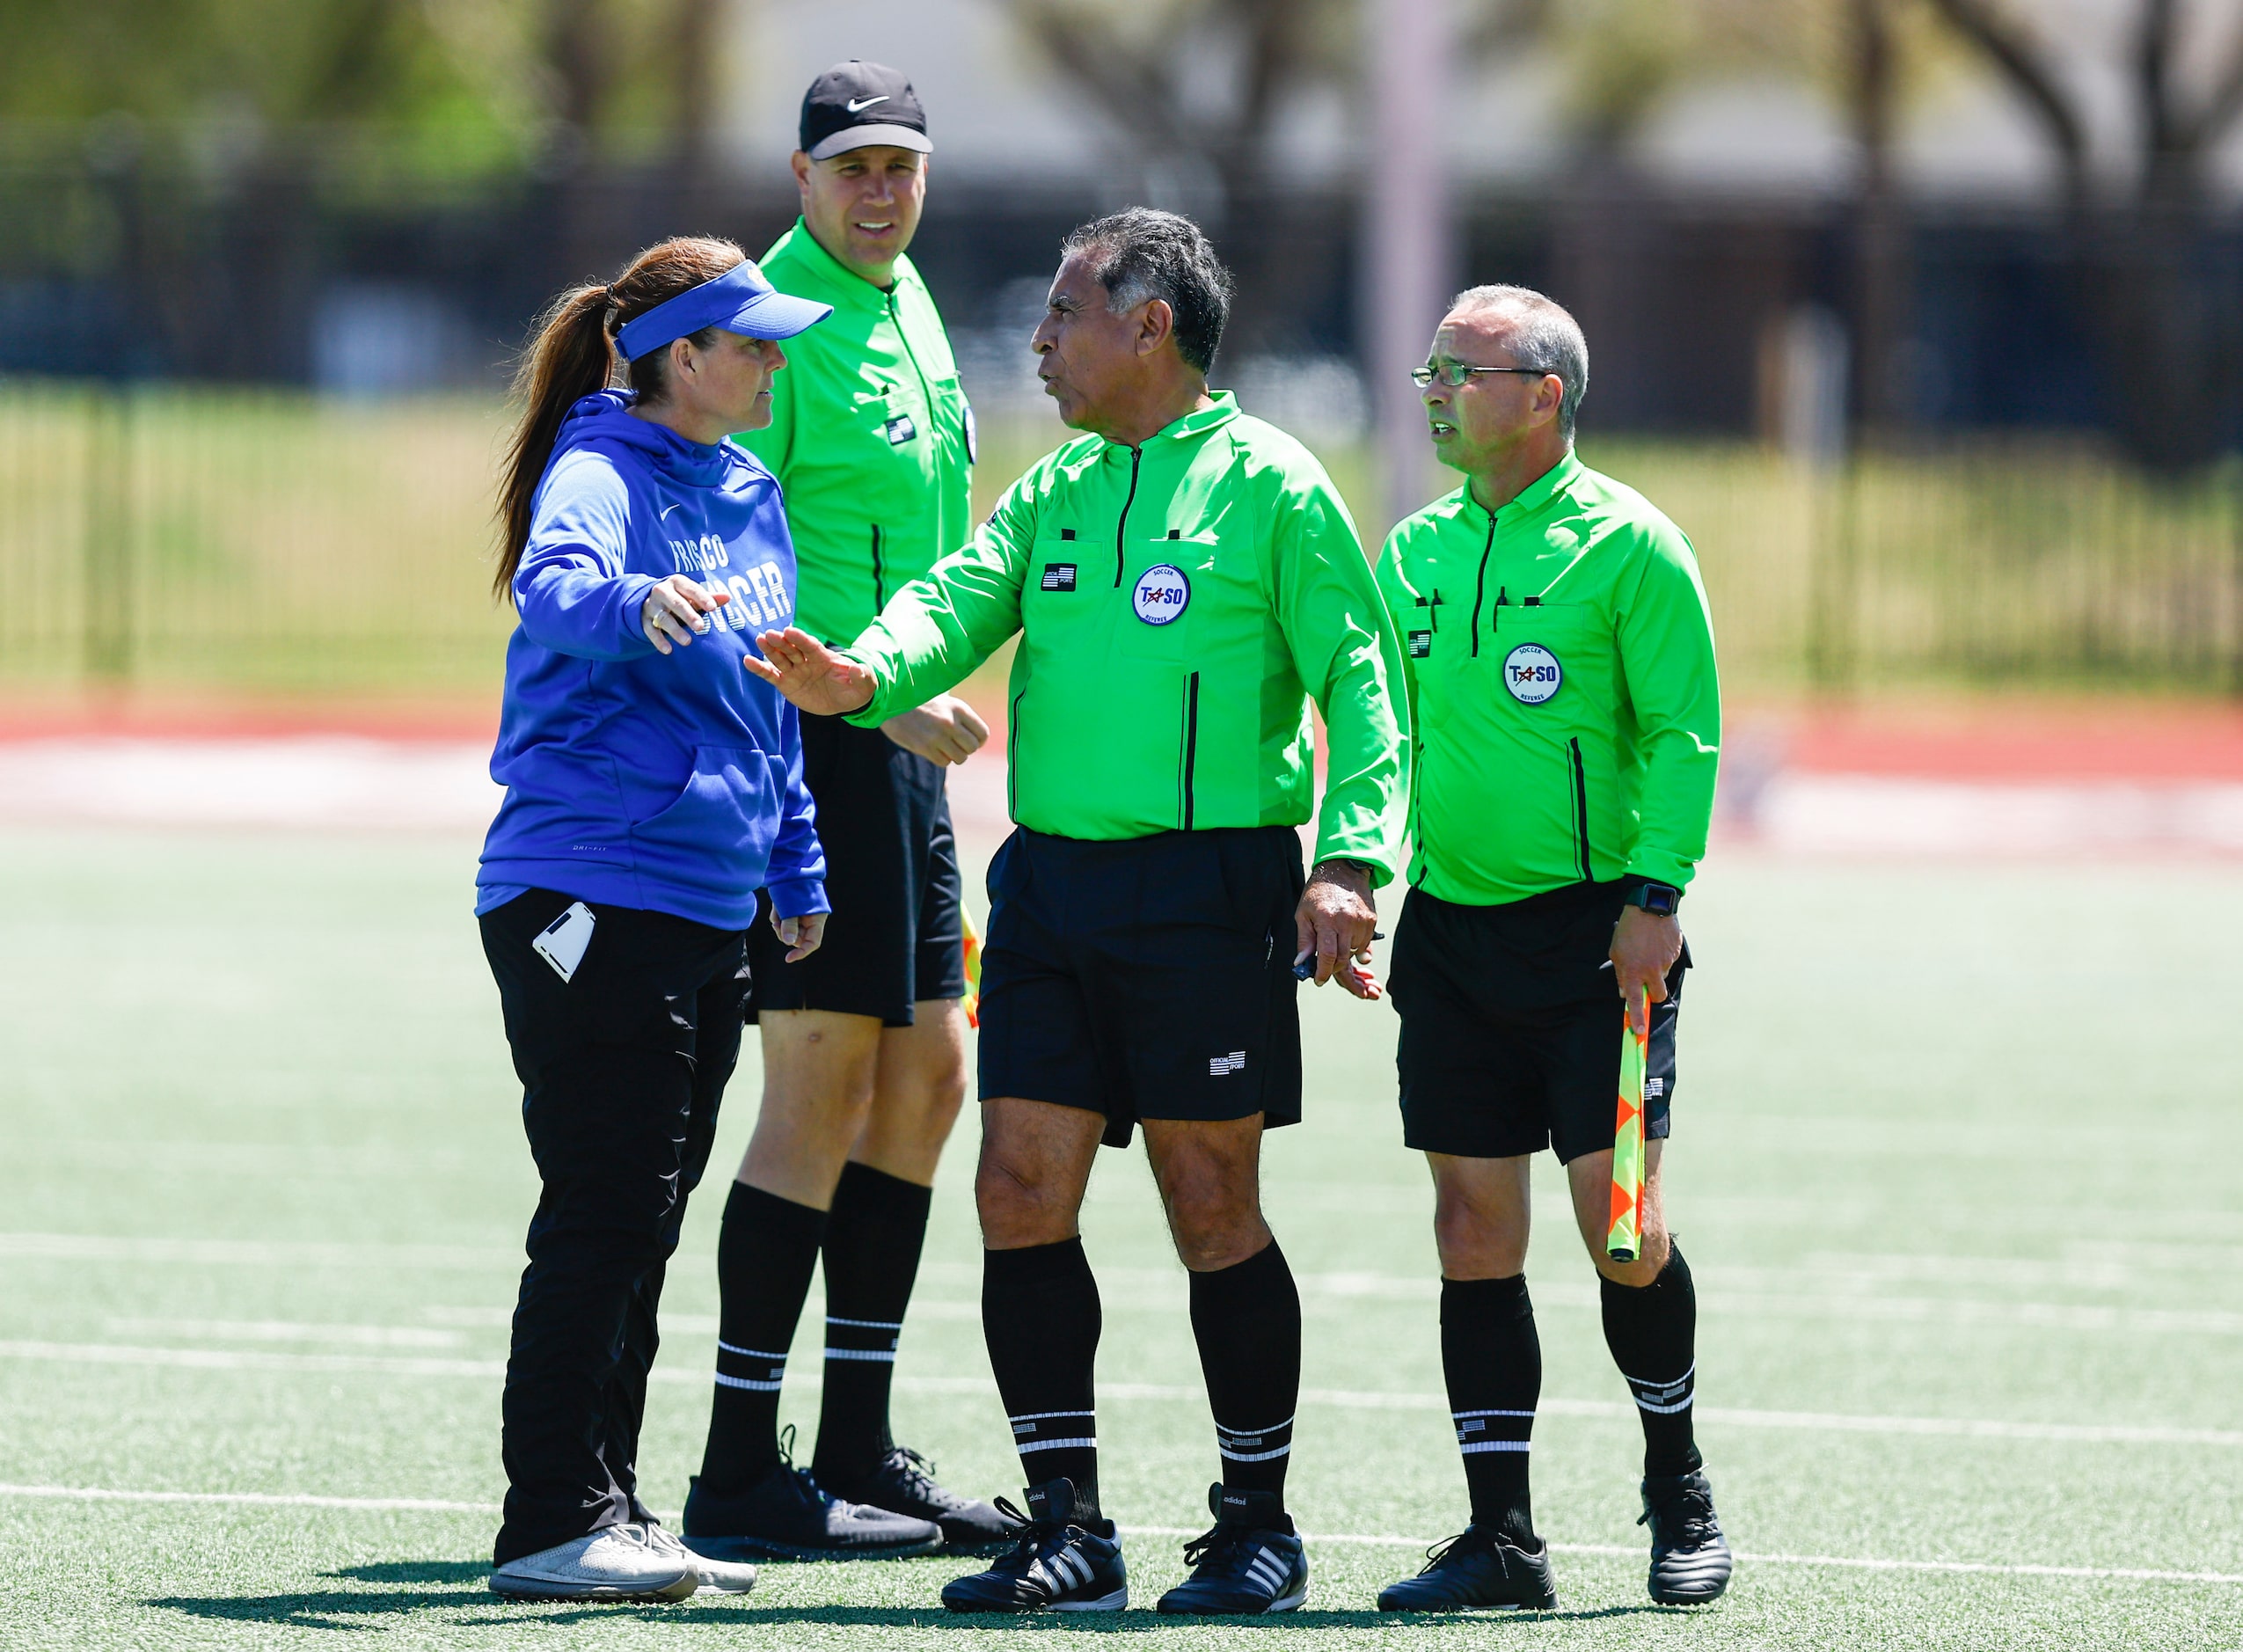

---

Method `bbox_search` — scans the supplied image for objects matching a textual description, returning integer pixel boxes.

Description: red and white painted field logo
[1502,643,1562,704]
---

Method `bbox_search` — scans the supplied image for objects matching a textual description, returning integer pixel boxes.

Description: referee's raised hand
[640,574,730,654]
[745,625,877,715]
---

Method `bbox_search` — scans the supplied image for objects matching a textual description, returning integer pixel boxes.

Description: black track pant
[480,888,751,1566]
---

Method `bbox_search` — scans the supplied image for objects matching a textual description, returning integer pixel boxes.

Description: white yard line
[0,1483,500,1514]
[0,1484,2232,1587]
[5,1339,2239,1451]
[4,737,2239,855]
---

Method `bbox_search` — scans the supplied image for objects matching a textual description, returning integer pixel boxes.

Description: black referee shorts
[977,825,1304,1148]
[746,712,966,1027]
[1389,882,1686,1165]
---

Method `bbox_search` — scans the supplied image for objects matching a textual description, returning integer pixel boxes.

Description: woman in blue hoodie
[476,236,865,1601]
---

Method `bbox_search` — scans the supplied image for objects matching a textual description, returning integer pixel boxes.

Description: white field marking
[106,1319,466,1350]
[9,1341,2239,1451]
[0,1483,499,1515]
[0,1233,514,1270]
[5,1484,2237,1587]
[1114,1527,2243,1586]
[13,1228,2240,1333]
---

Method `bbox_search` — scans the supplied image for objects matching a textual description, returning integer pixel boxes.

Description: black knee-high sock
[1601,1242,1701,1479]
[982,1238,1102,1516]
[811,1162,933,1480]
[1440,1275,1540,1545]
[697,1181,826,1495]
[1187,1240,1301,1508]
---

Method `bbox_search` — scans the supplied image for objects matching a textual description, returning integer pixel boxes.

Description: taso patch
[1132,564,1190,625]
[884,413,918,445]
[1041,562,1078,592]
[1209,1050,1246,1076]
[1408,630,1432,658]
[1502,642,1562,705]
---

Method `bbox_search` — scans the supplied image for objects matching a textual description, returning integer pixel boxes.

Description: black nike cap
[800,61,931,162]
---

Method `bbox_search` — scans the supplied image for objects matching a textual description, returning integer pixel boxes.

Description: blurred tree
[1920,0,2243,467]
[0,0,735,178]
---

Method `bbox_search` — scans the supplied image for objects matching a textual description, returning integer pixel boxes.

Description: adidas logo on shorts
[1209,1050,1246,1077]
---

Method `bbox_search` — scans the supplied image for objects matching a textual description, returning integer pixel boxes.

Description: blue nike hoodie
[477,390,828,929]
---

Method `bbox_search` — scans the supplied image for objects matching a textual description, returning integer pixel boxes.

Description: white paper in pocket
[530,901,596,983]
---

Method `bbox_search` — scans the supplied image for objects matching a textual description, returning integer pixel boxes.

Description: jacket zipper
[1178,670,1202,830]
[1007,685,1026,820]
[887,289,940,434]
[1467,513,1497,656]
[870,523,886,611]
[1567,736,1592,881]
[1114,446,1143,587]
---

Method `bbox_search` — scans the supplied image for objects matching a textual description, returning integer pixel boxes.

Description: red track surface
[3,692,2240,783]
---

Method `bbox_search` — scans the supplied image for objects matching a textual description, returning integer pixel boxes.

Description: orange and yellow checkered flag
[1606,988,1650,1262]
[961,905,983,1029]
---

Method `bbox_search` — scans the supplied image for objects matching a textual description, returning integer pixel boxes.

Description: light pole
[1364,0,1453,540]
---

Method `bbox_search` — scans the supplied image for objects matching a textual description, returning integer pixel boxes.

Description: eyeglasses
[1410,362,1553,388]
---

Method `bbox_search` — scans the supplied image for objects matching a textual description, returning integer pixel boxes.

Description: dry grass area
[2,381,2235,700]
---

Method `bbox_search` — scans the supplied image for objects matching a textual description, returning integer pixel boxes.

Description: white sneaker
[644,1523,758,1595]
[488,1524,700,1601]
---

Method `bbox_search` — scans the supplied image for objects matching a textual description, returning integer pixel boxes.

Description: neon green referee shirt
[840,394,1411,883]
[734,219,975,647]
[1377,450,1720,904]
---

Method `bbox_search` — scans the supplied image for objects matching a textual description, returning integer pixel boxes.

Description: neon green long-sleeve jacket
[734,220,974,647]
[841,394,1412,883]
[1376,452,1720,903]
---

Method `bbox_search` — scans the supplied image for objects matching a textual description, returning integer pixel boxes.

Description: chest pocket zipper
[1567,737,1592,881]
[1178,671,1202,830]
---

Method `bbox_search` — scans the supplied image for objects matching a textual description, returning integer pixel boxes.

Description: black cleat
[680,1431,942,1562]
[1640,1469,1733,1604]
[817,1445,1015,1555]
[940,1478,1127,1613]
[1377,1525,1559,1612]
[1156,1484,1308,1615]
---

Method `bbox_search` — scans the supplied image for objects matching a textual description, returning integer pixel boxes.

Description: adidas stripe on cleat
[1640,1469,1733,1604]
[1155,1485,1309,1616]
[940,1478,1128,1613]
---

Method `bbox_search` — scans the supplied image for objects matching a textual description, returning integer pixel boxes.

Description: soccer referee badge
[1132,564,1190,625]
[1503,642,1563,704]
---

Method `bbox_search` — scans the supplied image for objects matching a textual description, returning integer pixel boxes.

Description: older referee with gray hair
[749,208,1409,1617]
[1373,284,1728,1613]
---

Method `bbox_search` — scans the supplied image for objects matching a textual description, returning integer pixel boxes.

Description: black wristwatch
[1624,880,1683,917]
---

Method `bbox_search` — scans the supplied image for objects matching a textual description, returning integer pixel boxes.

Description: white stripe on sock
[1452,1407,1536,1419]
[1018,1436,1097,1452]
[714,1340,786,1361]
[822,1348,897,1362]
[712,1372,782,1392]
[1008,1409,1095,1423]
[825,1316,903,1330]
[1216,1414,1296,1436]
[1218,1443,1293,1462]
[1459,1441,1531,1453]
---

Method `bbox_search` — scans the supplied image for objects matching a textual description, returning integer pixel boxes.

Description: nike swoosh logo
[845,95,889,113]
[660,503,683,520]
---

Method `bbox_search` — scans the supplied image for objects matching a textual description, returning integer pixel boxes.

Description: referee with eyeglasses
[1372,284,1731,1613]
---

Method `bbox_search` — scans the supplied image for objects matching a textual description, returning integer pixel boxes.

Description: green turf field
[0,823,2238,1648]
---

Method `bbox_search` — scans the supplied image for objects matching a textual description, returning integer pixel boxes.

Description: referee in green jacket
[683,62,1007,1561]
[749,208,1408,1617]
[1370,285,1731,1614]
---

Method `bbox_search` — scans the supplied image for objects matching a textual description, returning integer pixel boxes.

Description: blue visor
[616,260,832,361]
